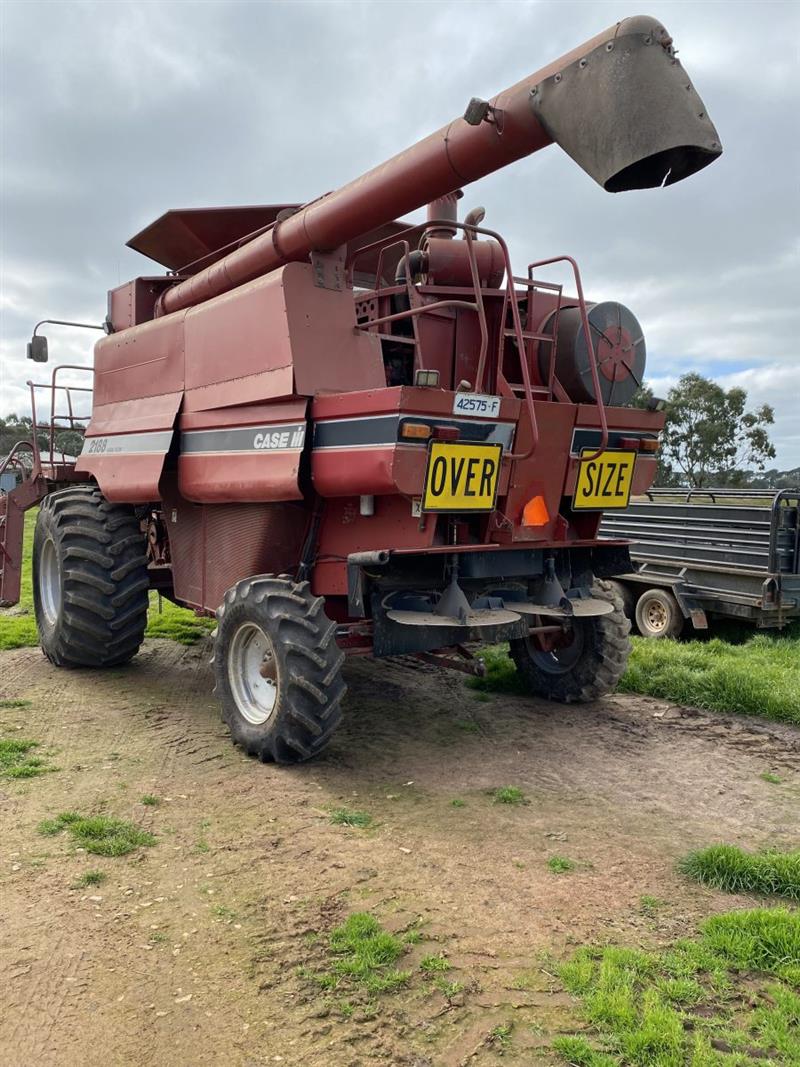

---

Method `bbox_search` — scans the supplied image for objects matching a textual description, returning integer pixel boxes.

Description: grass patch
[420,953,450,974]
[490,1023,513,1050]
[680,844,800,901]
[450,798,466,808]
[330,808,373,829]
[469,627,800,726]
[140,794,160,806]
[37,811,156,856]
[0,510,214,650]
[311,912,410,997]
[71,869,107,889]
[0,737,54,779]
[639,895,665,917]
[548,855,577,875]
[554,908,800,1066]
[0,698,32,709]
[620,628,800,725]
[455,719,480,732]
[492,786,526,805]
[761,771,782,785]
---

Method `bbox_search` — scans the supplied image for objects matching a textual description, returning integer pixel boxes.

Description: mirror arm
[32,319,106,336]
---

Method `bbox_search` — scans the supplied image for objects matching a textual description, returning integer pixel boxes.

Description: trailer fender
[670,583,708,630]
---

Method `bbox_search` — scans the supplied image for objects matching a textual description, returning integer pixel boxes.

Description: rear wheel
[213,575,346,764]
[509,579,631,703]
[634,587,684,639]
[33,486,149,667]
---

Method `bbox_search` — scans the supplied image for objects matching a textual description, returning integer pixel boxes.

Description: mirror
[27,335,48,363]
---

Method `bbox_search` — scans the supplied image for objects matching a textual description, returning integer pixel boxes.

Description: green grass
[37,811,156,856]
[680,845,800,901]
[490,1023,513,1050]
[420,953,450,974]
[639,895,665,917]
[554,908,800,1066]
[470,627,800,725]
[548,855,577,875]
[0,510,214,651]
[761,772,782,785]
[140,794,160,806]
[492,786,527,805]
[71,869,107,889]
[312,912,410,997]
[619,630,800,725]
[330,808,373,829]
[0,737,54,779]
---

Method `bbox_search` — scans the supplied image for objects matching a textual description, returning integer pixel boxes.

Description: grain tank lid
[126,205,421,283]
[126,205,301,273]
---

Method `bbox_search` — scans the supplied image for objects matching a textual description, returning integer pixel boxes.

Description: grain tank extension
[1,16,722,762]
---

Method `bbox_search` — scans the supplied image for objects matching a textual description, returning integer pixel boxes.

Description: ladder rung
[503,329,554,342]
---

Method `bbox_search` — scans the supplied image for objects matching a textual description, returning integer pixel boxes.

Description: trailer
[600,489,800,637]
[0,15,723,762]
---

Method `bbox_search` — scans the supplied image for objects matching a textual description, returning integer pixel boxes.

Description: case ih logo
[180,422,307,455]
[253,427,305,451]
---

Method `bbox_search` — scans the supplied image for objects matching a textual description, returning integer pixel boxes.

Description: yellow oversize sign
[422,441,503,512]
[573,449,636,510]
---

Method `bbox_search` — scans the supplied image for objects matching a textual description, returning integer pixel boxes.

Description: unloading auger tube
[157,14,721,316]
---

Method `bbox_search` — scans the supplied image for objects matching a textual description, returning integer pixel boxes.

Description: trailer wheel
[634,588,684,639]
[213,575,346,764]
[508,579,630,703]
[33,486,149,668]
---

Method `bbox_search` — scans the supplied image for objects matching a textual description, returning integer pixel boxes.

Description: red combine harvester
[1,16,721,763]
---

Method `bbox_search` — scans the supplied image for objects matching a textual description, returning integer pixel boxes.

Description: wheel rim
[39,537,62,625]
[644,598,668,633]
[227,622,278,726]
[527,622,586,675]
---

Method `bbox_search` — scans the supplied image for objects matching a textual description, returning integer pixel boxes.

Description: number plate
[573,449,636,510]
[422,442,502,512]
[452,393,501,418]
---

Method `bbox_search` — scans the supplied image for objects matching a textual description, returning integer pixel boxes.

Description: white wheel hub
[39,537,62,625]
[227,622,278,726]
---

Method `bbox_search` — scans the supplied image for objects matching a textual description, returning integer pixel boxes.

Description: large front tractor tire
[33,486,149,668]
[509,579,631,703]
[213,575,346,764]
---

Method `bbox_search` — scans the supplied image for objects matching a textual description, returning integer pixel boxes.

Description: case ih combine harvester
[1,16,721,762]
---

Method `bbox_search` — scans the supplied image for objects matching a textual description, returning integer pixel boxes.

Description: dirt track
[1,640,798,1067]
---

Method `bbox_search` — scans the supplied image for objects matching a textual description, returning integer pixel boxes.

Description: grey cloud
[2,0,798,464]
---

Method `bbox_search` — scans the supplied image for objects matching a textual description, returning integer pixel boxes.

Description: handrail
[349,219,540,461]
[0,441,37,483]
[526,256,609,462]
[357,299,479,330]
[26,364,93,468]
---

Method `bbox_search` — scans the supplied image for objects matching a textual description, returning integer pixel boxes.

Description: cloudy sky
[2,0,798,467]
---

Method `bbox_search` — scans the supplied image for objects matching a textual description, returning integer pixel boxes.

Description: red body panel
[178,400,307,503]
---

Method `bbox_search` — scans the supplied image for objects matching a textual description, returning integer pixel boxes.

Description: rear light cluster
[618,435,660,453]
[400,423,460,442]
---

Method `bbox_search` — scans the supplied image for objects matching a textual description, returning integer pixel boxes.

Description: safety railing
[523,256,609,461]
[26,364,93,469]
[348,224,612,463]
[349,220,543,460]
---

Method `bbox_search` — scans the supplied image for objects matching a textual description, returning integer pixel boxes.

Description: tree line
[632,373,787,489]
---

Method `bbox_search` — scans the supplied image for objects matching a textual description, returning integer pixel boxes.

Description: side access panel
[76,392,182,503]
[178,400,308,504]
